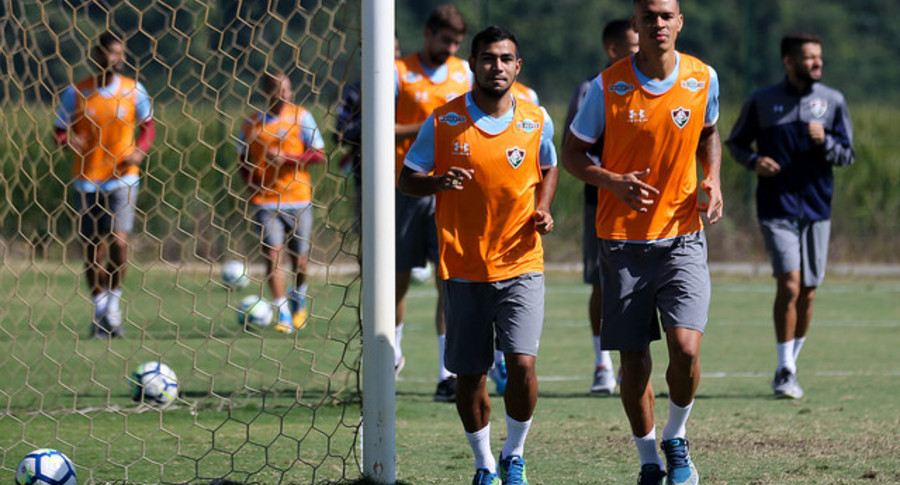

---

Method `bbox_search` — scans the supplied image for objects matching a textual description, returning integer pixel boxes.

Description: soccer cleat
[273,309,295,334]
[661,438,699,485]
[638,463,667,485]
[292,307,308,330]
[591,365,616,394]
[394,355,406,378]
[771,367,804,399]
[498,454,528,485]
[433,376,457,402]
[472,468,500,485]
[487,360,508,395]
[89,320,109,339]
[289,290,308,330]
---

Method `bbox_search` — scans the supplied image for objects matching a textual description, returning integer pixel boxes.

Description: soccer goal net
[0,1,367,483]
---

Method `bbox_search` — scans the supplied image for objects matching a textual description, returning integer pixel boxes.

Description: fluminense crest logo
[680,78,706,92]
[438,112,466,126]
[608,81,635,95]
[809,98,828,118]
[516,119,541,133]
[671,107,691,128]
[506,147,526,169]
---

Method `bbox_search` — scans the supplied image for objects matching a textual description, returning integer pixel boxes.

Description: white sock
[465,424,496,473]
[395,323,404,367]
[593,336,603,368]
[792,337,806,363]
[662,400,693,440]
[777,341,796,373]
[501,415,532,459]
[107,288,122,314]
[92,292,109,320]
[437,334,453,381]
[494,350,505,366]
[633,428,664,467]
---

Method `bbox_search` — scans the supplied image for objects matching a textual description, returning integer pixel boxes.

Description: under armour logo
[773,105,784,113]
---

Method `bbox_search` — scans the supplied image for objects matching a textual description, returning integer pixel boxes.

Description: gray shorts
[599,232,710,352]
[395,189,438,271]
[253,205,313,256]
[759,218,830,287]
[582,201,602,285]
[76,185,138,240]
[443,273,545,375]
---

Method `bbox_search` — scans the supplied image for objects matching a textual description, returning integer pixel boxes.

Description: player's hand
[121,149,146,167]
[437,167,474,191]
[533,210,554,235]
[808,122,826,145]
[609,168,659,212]
[754,156,781,177]
[697,178,723,225]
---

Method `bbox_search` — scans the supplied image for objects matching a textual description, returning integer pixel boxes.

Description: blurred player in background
[563,18,639,395]
[563,0,723,483]
[54,32,155,339]
[394,4,472,401]
[239,70,325,334]
[727,31,855,400]
[399,25,558,485]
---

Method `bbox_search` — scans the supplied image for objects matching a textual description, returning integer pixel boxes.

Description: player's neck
[96,71,117,87]
[471,89,513,118]
[635,49,677,81]
[786,74,812,93]
[267,99,285,116]
[416,51,443,71]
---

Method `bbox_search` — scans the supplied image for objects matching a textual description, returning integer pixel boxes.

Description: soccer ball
[237,295,273,328]
[15,448,76,485]
[222,260,249,289]
[410,263,432,284]
[130,361,178,407]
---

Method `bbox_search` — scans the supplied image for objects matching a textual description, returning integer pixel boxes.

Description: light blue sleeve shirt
[299,111,326,150]
[570,53,720,146]
[405,93,556,173]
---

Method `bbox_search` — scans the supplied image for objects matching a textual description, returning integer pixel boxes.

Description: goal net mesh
[0,1,364,483]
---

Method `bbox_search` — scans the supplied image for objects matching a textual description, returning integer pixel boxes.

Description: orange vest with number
[396,54,470,180]
[70,76,141,181]
[242,103,313,205]
[433,96,545,282]
[598,53,711,241]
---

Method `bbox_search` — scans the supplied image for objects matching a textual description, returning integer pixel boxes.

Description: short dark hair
[781,31,821,58]
[470,26,519,59]
[261,69,286,94]
[96,32,121,51]
[426,4,466,35]
[602,19,633,47]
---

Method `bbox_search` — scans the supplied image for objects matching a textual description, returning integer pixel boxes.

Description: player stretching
[239,70,325,333]
[563,0,723,483]
[54,32,155,339]
[399,26,558,485]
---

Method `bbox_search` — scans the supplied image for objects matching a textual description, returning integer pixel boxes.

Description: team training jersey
[55,74,152,192]
[239,103,325,207]
[510,82,539,104]
[570,52,720,242]
[395,53,472,179]
[405,92,557,282]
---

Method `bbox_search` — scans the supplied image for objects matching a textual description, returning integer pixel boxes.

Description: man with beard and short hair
[727,31,854,400]
[394,4,472,402]
[399,25,558,485]
[54,32,155,339]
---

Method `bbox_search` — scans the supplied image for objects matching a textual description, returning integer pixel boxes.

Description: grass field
[0,265,898,484]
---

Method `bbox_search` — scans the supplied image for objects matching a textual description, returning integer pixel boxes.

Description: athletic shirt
[58,75,150,186]
[597,53,712,241]
[510,82,539,104]
[431,96,545,282]
[395,54,471,179]
[240,103,324,207]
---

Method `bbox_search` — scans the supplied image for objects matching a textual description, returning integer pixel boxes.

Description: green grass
[1,265,899,484]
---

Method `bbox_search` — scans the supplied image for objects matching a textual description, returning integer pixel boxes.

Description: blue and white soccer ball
[15,448,76,485]
[237,295,273,328]
[130,361,179,407]
[222,260,250,289]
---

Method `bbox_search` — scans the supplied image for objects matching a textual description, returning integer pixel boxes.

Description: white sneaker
[590,365,616,394]
[103,310,125,338]
[772,367,804,399]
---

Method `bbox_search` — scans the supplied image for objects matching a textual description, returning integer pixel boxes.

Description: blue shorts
[253,205,313,256]
[76,185,138,240]
[395,189,438,272]
[599,232,710,352]
[759,218,830,287]
[443,273,545,375]
[582,201,602,285]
